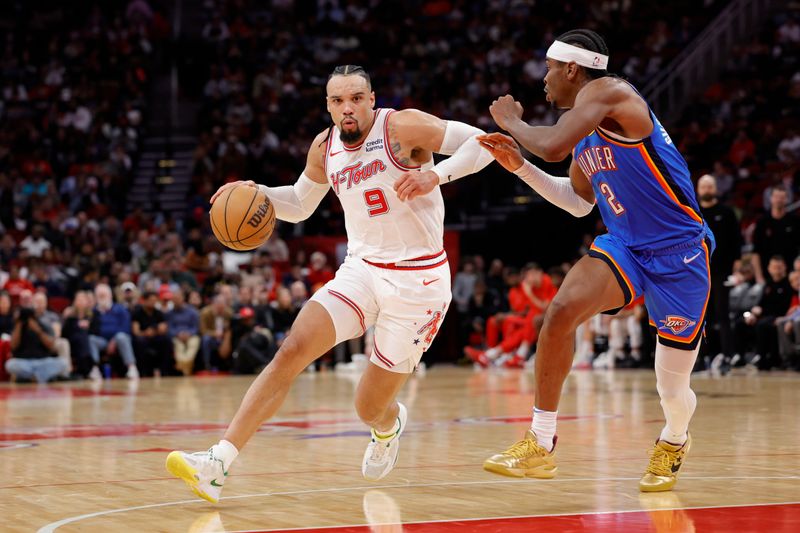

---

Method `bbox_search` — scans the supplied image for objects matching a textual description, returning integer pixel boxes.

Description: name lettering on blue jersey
[659,125,673,145]
[575,145,617,178]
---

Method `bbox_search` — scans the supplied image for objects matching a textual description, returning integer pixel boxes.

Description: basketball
[209,184,275,251]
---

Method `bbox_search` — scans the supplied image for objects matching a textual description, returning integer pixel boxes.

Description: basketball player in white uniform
[166,65,493,503]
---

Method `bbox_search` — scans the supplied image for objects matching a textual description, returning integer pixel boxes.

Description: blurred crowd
[1,1,800,382]
[188,0,728,228]
[0,238,342,382]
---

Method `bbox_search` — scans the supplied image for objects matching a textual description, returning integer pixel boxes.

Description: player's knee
[542,299,580,338]
[270,335,307,376]
[656,379,692,402]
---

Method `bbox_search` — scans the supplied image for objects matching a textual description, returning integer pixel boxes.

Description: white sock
[531,407,557,451]
[659,426,688,445]
[373,417,400,442]
[485,346,501,359]
[579,339,593,356]
[516,342,530,358]
[211,439,239,471]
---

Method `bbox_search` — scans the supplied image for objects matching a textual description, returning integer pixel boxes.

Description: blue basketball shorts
[588,232,715,350]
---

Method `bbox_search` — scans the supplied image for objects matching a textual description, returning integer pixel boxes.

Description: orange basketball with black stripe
[209,184,275,251]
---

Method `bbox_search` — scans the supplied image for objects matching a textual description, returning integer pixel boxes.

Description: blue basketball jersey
[573,90,707,250]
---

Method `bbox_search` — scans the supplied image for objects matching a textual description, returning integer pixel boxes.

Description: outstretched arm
[388,109,493,201]
[489,83,618,162]
[477,133,595,217]
[210,130,331,223]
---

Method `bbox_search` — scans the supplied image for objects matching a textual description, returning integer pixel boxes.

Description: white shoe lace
[368,439,390,464]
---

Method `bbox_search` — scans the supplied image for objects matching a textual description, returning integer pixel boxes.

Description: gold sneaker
[483,430,557,478]
[639,434,691,492]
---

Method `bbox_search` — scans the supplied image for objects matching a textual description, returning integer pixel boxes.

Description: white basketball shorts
[311,250,451,373]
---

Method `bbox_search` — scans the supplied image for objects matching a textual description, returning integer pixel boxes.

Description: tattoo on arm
[388,122,415,167]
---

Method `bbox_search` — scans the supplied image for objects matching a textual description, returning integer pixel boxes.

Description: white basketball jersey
[324,108,445,263]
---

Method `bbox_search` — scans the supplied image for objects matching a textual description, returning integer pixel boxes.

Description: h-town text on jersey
[330,159,388,194]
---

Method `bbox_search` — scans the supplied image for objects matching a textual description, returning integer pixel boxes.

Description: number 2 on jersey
[364,188,390,217]
[599,182,625,215]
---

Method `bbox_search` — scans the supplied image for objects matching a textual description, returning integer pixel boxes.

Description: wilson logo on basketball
[330,159,387,194]
[659,315,696,335]
[246,202,272,228]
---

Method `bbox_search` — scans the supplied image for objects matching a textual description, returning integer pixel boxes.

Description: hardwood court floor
[1,367,798,532]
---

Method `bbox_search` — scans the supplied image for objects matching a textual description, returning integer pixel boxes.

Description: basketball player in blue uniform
[476,29,715,492]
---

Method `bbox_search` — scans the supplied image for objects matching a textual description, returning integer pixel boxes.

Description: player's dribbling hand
[488,95,524,131]
[393,170,438,201]
[476,133,525,173]
[210,180,257,204]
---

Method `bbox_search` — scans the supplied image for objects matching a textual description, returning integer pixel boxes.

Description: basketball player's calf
[356,362,411,481]
[166,302,336,503]
[484,256,624,479]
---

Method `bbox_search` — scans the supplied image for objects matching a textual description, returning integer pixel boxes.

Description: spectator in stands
[776,266,800,370]
[752,186,800,282]
[167,255,198,290]
[202,13,231,43]
[3,265,34,305]
[188,290,203,309]
[452,258,479,313]
[32,292,71,379]
[132,291,173,377]
[290,280,309,306]
[0,290,12,378]
[733,256,793,369]
[61,291,94,377]
[0,291,13,336]
[729,258,763,319]
[253,285,275,330]
[6,304,67,383]
[168,291,201,376]
[462,279,501,349]
[230,307,275,374]
[270,286,298,346]
[116,281,141,311]
[158,285,175,313]
[261,234,289,263]
[234,285,254,313]
[777,129,800,163]
[698,175,741,370]
[200,295,232,371]
[19,225,51,258]
[485,259,507,303]
[89,284,139,380]
[466,263,557,367]
[307,251,334,291]
[728,130,756,167]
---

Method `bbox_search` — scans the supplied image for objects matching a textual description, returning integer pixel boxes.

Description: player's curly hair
[556,29,610,79]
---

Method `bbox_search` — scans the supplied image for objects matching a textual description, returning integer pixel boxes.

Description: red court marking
[121,447,174,453]
[260,503,800,533]
[0,419,361,442]
[283,409,350,415]
[0,414,619,443]
[0,388,128,400]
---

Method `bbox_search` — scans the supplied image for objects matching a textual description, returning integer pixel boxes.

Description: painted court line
[223,500,800,532]
[8,451,800,490]
[36,476,800,532]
